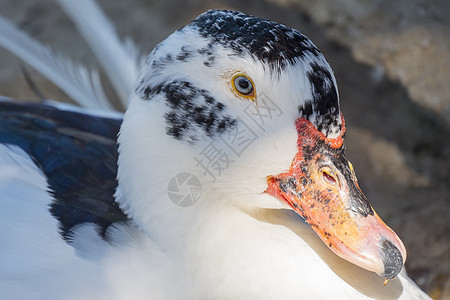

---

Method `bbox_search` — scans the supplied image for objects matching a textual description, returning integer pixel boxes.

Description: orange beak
[265,115,406,279]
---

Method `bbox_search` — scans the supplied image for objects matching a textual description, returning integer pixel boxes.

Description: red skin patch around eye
[265,113,407,279]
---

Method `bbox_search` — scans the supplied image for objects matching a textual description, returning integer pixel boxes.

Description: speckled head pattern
[136,10,342,141]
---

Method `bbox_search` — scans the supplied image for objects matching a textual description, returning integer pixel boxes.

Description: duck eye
[321,170,337,185]
[233,75,254,96]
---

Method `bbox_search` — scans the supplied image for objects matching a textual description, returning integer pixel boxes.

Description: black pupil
[238,78,249,90]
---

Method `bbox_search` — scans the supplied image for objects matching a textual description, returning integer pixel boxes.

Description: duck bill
[265,116,406,279]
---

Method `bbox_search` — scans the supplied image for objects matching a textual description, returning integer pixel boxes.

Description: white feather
[0,15,113,111]
[0,145,173,299]
[0,6,431,298]
[56,0,142,108]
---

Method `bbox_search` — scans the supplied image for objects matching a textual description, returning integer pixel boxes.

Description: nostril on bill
[379,239,403,279]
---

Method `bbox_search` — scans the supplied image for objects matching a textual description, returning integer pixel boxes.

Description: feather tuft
[0,15,114,111]
[56,0,143,109]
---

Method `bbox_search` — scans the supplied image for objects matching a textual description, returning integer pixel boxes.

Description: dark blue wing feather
[0,101,128,239]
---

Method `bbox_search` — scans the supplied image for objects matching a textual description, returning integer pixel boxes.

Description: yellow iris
[231,73,256,102]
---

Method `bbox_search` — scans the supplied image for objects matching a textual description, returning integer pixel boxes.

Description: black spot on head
[147,51,178,76]
[139,82,164,100]
[190,10,321,71]
[196,41,217,67]
[139,80,237,143]
[176,46,193,61]
[300,102,313,117]
[298,62,341,136]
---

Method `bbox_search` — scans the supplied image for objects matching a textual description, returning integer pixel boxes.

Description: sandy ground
[0,0,448,298]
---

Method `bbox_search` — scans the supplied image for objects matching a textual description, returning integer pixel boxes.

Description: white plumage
[0,2,430,299]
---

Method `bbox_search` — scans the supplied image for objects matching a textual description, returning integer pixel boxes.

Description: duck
[0,2,430,299]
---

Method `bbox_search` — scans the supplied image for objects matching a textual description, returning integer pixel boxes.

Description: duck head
[117,9,406,280]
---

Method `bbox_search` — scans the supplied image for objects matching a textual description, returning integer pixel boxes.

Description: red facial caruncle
[266,115,406,279]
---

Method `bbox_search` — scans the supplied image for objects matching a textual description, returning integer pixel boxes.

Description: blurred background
[0,0,448,298]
